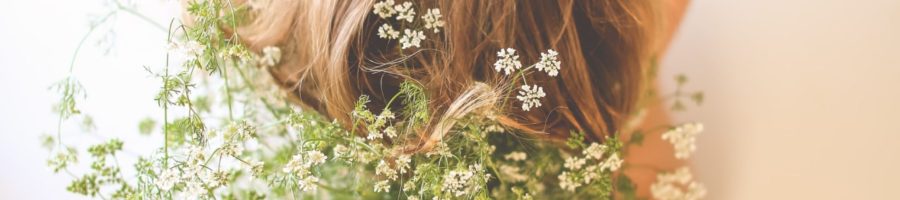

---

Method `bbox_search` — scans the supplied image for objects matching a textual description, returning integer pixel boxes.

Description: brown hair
[234,0,661,149]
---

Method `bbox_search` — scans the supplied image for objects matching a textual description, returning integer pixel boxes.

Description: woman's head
[234,0,661,147]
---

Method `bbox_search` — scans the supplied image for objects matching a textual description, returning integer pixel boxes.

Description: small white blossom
[246,160,264,177]
[504,151,527,162]
[169,40,205,61]
[376,160,398,180]
[499,164,527,183]
[259,46,282,67]
[651,167,707,200]
[298,176,320,192]
[662,122,704,159]
[493,48,522,75]
[442,164,489,197]
[422,8,445,33]
[558,171,582,192]
[564,157,586,170]
[384,126,398,138]
[156,168,180,191]
[184,181,207,199]
[372,0,397,19]
[307,150,328,166]
[394,2,415,22]
[516,85,546,111]
[219,142,243,157]
[601,153,623,172]
[396,155,412,173]
[399,29,426,49]
[583,143,607,160]
[535,49,561,76]
[283,154,303,173]
[377,23,400,39]
[374,180,391,193]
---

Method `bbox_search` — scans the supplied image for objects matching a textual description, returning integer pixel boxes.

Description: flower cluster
[651,167,708,200]
[283,150,328,192]
[662,122,704,159]
[372,0,443,49]
[492,48,560,112]
[557,142,624,192]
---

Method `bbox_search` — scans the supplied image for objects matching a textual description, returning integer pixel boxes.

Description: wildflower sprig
[46,1,706,200]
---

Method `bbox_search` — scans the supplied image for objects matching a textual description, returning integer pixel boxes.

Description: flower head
[377,23,400,39]
[535,49,561,76]
[422,8,445,33]
[259,46,282,67]
[661,122,704,159]
[516,85,546,111]
[307,150,328,165]
[372,0,397,19]
[394,2,415,22]
[504,151,527,162]
[651,167,707,200]
[156,168,180,190]
[493,48,522,75]
[399,29,426,49]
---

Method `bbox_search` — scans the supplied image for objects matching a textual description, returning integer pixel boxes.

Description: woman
[216,0,689,198]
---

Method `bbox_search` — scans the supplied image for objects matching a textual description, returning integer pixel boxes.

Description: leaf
[138,117,156,135]
[691,92,705,105]
[671,100,686,111]
[617,175,638,200]
[675,74,688,85]
[628,131,645,146]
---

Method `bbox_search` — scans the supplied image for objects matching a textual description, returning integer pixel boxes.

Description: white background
[1,0,899,199]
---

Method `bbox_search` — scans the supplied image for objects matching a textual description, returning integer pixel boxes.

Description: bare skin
[620,0,690,198]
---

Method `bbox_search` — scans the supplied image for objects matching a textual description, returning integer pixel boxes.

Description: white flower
[564,157,586,170]
[246,160,264,177]
[298,176,320,192]
[394,2,415,22]
[307,150,328,166]
[661,122,704,159]
[558,171,582,192]
[377,23,400,39]
[333,144,349,158]
[583,143,607,160]
[206,170,229,188]
[493,48,522,75]
[422,8,445,33]
[442,169,475,197]
[441,164,489,197]
[376,160,398,180]
[651,167,707,200]
[372,0,397,19]
[184,181,207,199]
[384,126,398,138]
[283,154,306,173]
[499,164,527,183]
[399,29,426,49]
[374,180,391,193]
[516,85,546,111]
[259,46,282,67]
[156,168,180,191]
[504,151,527,162]
[396,155,412,173]
[219,142,243,157]
[601,153,623,172]
[367,130,384,140]
[535,49,561,76]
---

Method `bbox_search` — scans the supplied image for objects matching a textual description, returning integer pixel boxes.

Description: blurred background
[1,0,898,199]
